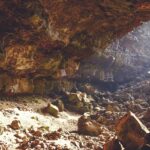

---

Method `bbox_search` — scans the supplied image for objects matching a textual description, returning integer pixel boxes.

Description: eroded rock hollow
[0,0,149,94]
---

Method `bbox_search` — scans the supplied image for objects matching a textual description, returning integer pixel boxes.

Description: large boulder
[115,111,149,150]
[78,113,102,136]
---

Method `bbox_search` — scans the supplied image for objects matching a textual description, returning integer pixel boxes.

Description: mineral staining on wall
[0,0,149,94]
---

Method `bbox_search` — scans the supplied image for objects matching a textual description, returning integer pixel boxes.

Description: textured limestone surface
[0,0,149,94]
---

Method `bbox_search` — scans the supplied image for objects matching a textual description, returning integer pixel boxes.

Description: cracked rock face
[0,0,149,94]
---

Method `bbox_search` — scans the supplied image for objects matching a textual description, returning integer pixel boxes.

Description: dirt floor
[0,76,149,150]
[0,96,112,150]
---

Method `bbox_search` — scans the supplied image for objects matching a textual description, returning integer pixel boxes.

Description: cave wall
[0,0,149,94]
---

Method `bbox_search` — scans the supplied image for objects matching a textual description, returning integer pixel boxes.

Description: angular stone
[42,103,59,117]
[78,114,102,136]
[106,104,120,112]
[9,120,21,130]
[115,111,149,150]
[67,92,93,113]
[68,92,83,103]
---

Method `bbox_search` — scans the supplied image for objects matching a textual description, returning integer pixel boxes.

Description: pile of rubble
[0,75,149,150]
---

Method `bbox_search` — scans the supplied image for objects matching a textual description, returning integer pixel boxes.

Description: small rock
[83,84,96,94]
[42,103,59,117]
[9,120,21,130]
[44,130,61,140]
[95,107,101,111]
[53,99,64,112]
[31,140,40,148]
[29,129,42,137]
[97,116,109,125]
[106,104,120,112]
[67,91,93,113]
[14,133,26,139]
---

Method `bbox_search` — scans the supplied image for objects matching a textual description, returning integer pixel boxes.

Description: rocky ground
[0,1,149,150]
[0,73,149,150]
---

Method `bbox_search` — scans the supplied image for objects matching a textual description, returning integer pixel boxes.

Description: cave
[0,0,149,149]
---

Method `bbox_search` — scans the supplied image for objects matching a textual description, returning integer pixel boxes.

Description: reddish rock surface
[0,0,149,94]
[115,111,149,150]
